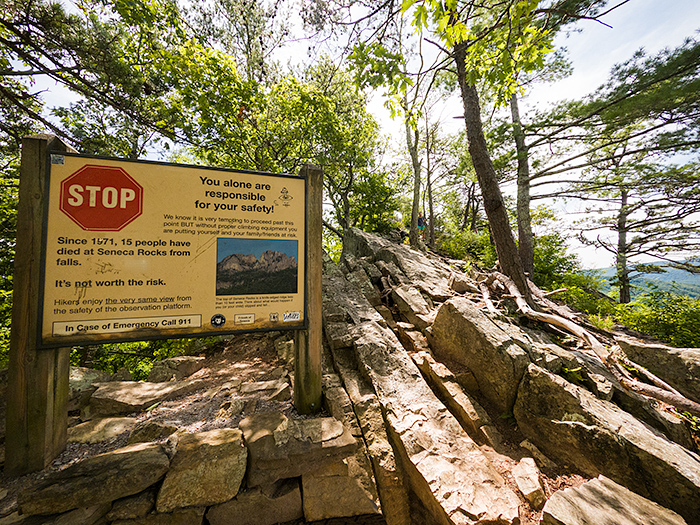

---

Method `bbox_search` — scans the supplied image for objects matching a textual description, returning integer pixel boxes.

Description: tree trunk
[425,121,435,248]
[405,105,423,248]
[510,93,534,277]
[617,186,631,303]
[455,43,531,302]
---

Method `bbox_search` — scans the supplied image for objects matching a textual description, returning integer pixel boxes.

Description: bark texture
[510,93,534,277]
[454,43,531,301]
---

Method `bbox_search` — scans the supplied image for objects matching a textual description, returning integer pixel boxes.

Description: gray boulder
[111,507,205,525]
[19,442,170,516]
[147,356,205,382]
[514,364,700,524]
[69,366,111,411]
[67,417,138,444]
[431,297,530,413]
[239,412,358,488]
[156,428,248,513]
[88,380,201,416]
[542,475,687,525]
[617,337,700,404]
[302,463,380,521]
[206,479,302,525]
[106,490,156,521]
[127,420,180,444]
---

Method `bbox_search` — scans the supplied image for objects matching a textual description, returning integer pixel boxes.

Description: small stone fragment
[512,457,546,509]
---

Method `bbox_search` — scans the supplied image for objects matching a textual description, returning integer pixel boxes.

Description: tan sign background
[41,154,306,346]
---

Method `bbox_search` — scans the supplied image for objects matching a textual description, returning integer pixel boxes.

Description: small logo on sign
[269,312,279,322]
[283,312,301,322]
[279,187,293,207]
[210,314,226,328]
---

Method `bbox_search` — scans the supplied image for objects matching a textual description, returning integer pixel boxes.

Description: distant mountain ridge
[595,263,700,298]
[217,250,297,274]
[216,250,298,295]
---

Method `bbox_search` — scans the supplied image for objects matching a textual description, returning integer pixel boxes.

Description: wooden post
[294,163,323,414]
[5,135,74,475]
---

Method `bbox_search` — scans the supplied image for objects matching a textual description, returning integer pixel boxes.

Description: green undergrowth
[69,336,220,380]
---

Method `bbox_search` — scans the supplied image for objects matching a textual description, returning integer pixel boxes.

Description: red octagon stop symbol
[59,164,143,231]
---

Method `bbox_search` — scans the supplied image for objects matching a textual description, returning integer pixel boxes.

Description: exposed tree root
[491,272,700,419]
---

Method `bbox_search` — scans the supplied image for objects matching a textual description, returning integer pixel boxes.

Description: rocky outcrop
[617,337,700,404]
[156,429,247,512]
[542,475,688,525]
[343,228,455,299]
[514,364,700,523]
[333,227,700,524]
[19,442,170,516]
[217,250,296,273]
[323,247,522,525]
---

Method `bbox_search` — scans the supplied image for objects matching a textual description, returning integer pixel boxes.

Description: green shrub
[439,229,496,267]
[70,336,218,380]
[0,291,11,369]
[550,272,617,317]
[614,289,700,347]
[532,232,580,289]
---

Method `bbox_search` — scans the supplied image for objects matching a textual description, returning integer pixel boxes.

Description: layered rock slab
[352,321,521,525]
[111,507,205,525]
[323,345,412,525]
[206,479,303,525]
[302,461,380,521]
[321,374,383,518]
[431,297,529,413]
[239,412,358,487]
[156,428,247,512]
[542,475,687,525]
[67,417,138,444]
[19,442,170,516]
[514,364,700,524]
[88,380,201,416]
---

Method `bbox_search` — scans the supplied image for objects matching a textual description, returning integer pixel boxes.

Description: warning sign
[59,164,143,231]
[40,154,306,347]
